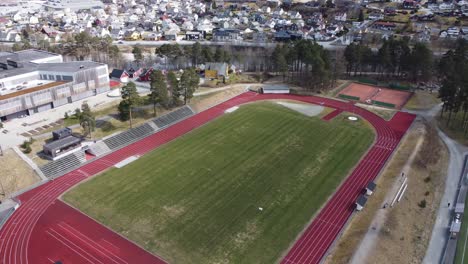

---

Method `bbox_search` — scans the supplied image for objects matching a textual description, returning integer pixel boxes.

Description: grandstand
[39,105,195,178]
[85,141,111,157]
[153,106,194,128]
[40,151,85,178]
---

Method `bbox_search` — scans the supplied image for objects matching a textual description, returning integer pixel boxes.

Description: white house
[334,12,347,22]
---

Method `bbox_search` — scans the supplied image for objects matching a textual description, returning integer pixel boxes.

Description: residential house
[142,32,162,40]
[109,69,129,83]
[368,13,384,20]
[41,26,59,38]
[164,30,177,40]
[138,68,155,82]
[110,28,124,39]
[125,63,144,79]
[204,62,229,80]
[334,12,347,22]
[402,0,418,9]
[124,30,141,40]
[212,28,241,41]
[447,27,460,38]
[373,21,397,31]
[0,30,21,42]
[185,31,204,40]
[274,30,302,41]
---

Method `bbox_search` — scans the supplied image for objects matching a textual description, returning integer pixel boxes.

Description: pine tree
[149,70,169,116]
[180,68,199,104]
[120,82,141,128]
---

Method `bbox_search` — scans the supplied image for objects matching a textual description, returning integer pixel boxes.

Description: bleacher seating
[153,105,194,128]
[86,141,111,157]
[40,150,85,178]
[103,123,155,150]
[39,106,195,178]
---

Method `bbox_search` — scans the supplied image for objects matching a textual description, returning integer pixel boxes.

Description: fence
[338,94,360,101]
[372,100,396,108]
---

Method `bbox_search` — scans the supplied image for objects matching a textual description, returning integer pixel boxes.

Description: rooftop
[0,81,66,101]
[37,61,105,72]
[43,135,82,151]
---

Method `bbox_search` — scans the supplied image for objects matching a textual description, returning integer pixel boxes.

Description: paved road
[114,39,344,50]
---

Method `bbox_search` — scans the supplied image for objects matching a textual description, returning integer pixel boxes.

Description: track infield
[63,102,374,264]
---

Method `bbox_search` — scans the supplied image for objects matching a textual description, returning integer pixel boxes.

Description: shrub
[23,145,32,154]
[425,191,430,196]
[20,140,30,149]
[418,199,427,208]
[64,112,69,119]
[424,176,431,183]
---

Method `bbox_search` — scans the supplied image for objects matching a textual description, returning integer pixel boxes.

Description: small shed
[260,85,290,94]
[366,182,377,196]
[356,195,368,211]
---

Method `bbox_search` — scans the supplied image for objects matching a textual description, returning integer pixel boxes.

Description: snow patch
[225,106,239,113]
[115,156,140,168]
[276,102,324,117]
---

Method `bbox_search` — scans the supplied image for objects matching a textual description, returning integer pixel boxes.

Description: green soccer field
[63,101,374,264]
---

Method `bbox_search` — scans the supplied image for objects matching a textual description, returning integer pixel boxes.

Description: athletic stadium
[0,90,415,264]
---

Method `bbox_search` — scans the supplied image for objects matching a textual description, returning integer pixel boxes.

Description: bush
[424,176,431,183]
[20,138,35,153]
[23,145,32,154]
[64,112,69,119]
[0,122,3,129]
[418,199,427,208]
[425,191,430,196]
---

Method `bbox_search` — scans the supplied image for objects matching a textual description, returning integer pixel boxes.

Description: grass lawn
[63,102,374,264]
[455,193,468,264]
[405,91,440,110]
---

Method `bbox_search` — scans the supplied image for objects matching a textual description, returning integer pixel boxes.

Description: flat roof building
[43,135,82,158]
[356,195,368,211]
[0,49,110,122]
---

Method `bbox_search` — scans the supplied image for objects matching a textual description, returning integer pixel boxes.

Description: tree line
[438,39,468,137]
[343,38,433,82]
[270,40,333,90]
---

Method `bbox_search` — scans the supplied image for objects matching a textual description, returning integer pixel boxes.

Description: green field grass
[455,193,468,264]
[63,102,374,264]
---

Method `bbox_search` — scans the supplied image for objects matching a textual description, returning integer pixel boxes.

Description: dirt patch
[189,85,253,112]
[324,119,449,264]
[0,148,40,199]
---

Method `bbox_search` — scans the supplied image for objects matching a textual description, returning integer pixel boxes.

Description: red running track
[0,92,415,264]
[321,108,343,121]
